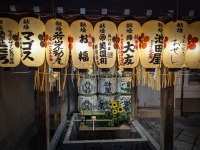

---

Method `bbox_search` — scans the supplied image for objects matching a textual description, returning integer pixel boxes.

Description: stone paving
[139,113,200,150]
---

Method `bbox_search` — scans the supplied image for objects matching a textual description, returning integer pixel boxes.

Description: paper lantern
[163,20,188,69]
[0,18,20,67]
[117,20,141,68]
[19,17,45,67]
[70,20,93,69]
[185,21,200,69]
[94,20,117,68]
[45,19,69,68]
[140,20,164,69]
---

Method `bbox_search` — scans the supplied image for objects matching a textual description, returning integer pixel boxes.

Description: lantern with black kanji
[0,18,20,67]
[70,20,93,70]
[94,20,117,68]
[45,18,69,68]
[117,20,141,69]
[185,21,200,69]
[19,17,45,67]
[163,20,188,69]
[140,20,164,70]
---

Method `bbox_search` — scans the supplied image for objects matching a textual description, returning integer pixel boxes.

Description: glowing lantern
[70,20,93,70]
[163,20,188,69]
[45,19,69,68]
[19,17,45,67]
[0,18,20,67]
[140,20,164,69]
[185,21,200,69]
[117,20,141,68]
[94,20,117,68]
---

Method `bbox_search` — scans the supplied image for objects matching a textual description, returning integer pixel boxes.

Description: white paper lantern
[94,20,117,68]
[19,17,45,67]
[140,20,164,69]
[117,20,141,68]
[163,20,188,68]
[45,18,69,68]
[0,18,20,67]
[70,20,93,69]
[185,21,200,69]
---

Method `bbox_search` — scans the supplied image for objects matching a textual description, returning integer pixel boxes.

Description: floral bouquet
[104,98,130,127]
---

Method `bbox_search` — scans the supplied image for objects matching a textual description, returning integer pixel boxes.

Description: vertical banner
[70,20,93,70]
[45,18,69,68]
[117,20,141,68]
[94,20,117,68]
[185,21,200,69]
[140,20,164,69]
[163,20,188,68]
[0,18,20,67]
[19,17,45,67]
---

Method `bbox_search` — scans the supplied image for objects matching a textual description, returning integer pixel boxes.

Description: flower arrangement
[104,99,130,127]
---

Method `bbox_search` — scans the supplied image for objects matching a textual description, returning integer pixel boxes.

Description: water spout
[91,116,96,131]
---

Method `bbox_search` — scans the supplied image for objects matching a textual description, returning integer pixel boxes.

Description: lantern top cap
[101,8,107,15]
[80,8,86,15]
[124,9,130,16]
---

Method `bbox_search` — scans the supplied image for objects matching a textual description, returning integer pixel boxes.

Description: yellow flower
[112,102,117,108]
[118,106,124,113]
[108,102,113,108]
[112,109,117,114]
[116,99,121,104]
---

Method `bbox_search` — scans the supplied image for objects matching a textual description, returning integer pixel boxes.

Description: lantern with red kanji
[45,18,69,68]
[70,20,93,69]
[19,17,45,67]
[0,18,20,67]
[185,21,200,69]
[117,20,141,68]
[140,20,164,70]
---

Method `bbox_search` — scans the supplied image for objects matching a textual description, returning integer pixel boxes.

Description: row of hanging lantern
[0,17,200,71]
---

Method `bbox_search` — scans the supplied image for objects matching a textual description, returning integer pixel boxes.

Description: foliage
[104,99,130,127]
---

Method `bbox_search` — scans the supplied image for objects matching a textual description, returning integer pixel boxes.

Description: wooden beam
[37,64,50,150]
[160,72,174,150]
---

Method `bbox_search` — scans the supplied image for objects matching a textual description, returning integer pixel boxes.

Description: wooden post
[180,68,185,116]
[60,68,68,123]
[160,71,174,150]
[131,68,138,120]
[37,65,49,150]
[54,112,59,131]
